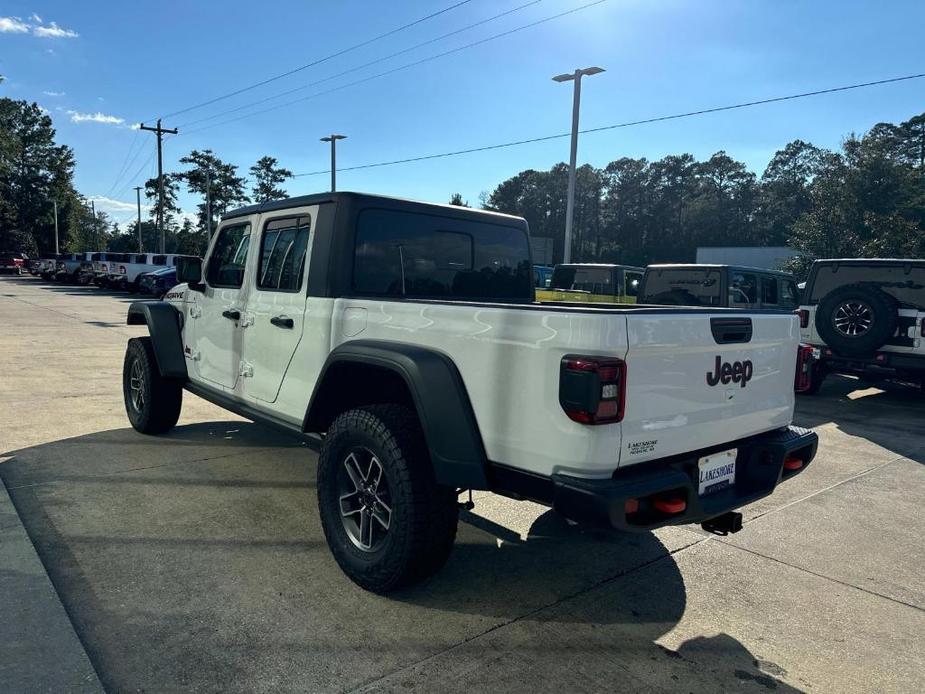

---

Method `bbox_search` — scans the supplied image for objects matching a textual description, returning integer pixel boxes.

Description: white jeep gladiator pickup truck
[122,192,818,593]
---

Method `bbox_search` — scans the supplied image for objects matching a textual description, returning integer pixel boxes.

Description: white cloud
[68,109,125,126]
[33,21,79,39]
[43,90,65,97]
[30,13,42,22]
[0,16,30,33]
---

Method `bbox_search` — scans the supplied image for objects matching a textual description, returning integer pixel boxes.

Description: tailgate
[620,311,798,466]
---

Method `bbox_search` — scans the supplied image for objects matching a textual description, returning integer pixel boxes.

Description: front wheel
[123,337,183,434]
[317,405,459,593]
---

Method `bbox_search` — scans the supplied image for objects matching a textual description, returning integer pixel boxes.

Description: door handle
[271,315,294,329]
[222,309,241,321]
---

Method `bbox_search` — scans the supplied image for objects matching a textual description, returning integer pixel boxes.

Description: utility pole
[320,134,347,192]
[90,199,99,249]
[53,200,59,254]
[552,67,604,264]
[134,186,143,253]
[139,119,178,253]
[205,167,212,239]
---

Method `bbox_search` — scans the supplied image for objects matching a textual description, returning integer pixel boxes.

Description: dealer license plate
[698,449,737,496]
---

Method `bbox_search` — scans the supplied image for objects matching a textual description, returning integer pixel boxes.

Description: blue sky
[2,0,924,226]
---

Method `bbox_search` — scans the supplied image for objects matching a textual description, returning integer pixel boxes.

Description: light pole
[320,134,347,192]
[552,66,604,264]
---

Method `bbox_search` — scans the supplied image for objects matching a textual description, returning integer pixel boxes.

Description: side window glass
[729,272,758,305]
[760,277,778,305]
[624,271,642,297]
[152,255,167,266]
[257,216,311,292]
[206,223,252,288]
[781,281,798,308]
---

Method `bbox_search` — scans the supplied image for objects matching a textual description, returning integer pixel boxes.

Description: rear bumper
[818,350,925,376]
[491,425,818,532]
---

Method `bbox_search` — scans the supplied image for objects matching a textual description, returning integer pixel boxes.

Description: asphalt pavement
[1,275,922,693]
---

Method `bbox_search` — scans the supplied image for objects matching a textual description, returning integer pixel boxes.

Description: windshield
[640,268,723,306]
[810,264,925,309]
[550,266,615,295]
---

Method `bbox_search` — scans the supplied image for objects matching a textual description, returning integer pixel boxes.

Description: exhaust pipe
[701,511,743,536]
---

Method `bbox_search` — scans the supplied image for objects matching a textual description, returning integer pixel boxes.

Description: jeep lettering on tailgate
[706,356,753,388]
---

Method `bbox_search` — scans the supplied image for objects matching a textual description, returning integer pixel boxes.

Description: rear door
[242,211,315,403]
[620,311,798,466]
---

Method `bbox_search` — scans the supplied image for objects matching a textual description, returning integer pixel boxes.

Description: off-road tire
[317,405,459,593]
[815,284,897,357]
[123,337,182,434]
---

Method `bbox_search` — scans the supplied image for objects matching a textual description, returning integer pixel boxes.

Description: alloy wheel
[337,448,392,552]
[833,300,874,337]
[129,358,146,412]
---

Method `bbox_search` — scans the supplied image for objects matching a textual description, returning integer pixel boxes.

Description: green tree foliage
[448,192,469,207]
[177,149,250,234]
[250,156,292,202]
[485,112,925,271]
[0,98,78,253]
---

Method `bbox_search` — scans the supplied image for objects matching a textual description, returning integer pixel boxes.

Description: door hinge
[239,361,254,378]
[189,305,202,319]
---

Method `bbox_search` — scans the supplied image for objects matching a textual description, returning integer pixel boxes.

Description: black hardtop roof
[812,258,925,267]
[555,262,645,272]
[223,191,526,225]
[647,263,795,277]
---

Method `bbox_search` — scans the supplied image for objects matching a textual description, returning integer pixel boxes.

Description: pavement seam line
[744,454,906,525]
[349,533,710,693]
[721,542,924,612]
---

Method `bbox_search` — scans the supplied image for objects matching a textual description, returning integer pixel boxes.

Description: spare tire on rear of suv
[815,283,898,357]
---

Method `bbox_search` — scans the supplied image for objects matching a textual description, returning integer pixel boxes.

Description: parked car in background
[37,254,63,279]
[639,264,800,310]
[56,253,93,282]
[536,263,644,304]
[797,258,925,393]
[138,266,177,298]
[533,264,553,289]
[0,250,29,275]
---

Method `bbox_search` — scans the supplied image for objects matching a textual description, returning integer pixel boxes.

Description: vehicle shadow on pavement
[794,375,923,465]
[0,422,798,693]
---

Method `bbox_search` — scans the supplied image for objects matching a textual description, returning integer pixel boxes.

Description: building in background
[696,246,800,270]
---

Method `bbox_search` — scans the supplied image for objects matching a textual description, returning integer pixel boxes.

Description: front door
[190,220,253,389]
[243,213,314,403]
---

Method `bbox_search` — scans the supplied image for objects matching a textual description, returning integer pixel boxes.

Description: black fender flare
[126,301,188,379]
[304,340,489,489]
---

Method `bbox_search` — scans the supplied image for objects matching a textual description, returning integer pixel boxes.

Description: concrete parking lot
[1,275,923,693]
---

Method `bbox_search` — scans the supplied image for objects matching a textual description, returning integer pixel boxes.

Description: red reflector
[783,457,803,471]
[624,498,639,514]
[653,496,686,514]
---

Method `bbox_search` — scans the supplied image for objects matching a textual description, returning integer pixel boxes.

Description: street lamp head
[580,66,605,77]
[321,134,347,142]
[553,67,606,83]
[552,73,574,83]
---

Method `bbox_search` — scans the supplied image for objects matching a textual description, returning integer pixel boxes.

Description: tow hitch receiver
[701,511,743,536]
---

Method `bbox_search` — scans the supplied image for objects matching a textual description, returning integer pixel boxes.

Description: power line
[178,0,545,129]
[158,0,477,121]
[183,0,610,135]
[104,128,143,198]
[290,72,925,177]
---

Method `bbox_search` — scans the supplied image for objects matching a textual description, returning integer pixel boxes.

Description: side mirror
[177,256,204,291]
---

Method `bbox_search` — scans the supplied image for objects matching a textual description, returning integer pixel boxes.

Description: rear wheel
[123,337,182,434]
[317,405,458,593]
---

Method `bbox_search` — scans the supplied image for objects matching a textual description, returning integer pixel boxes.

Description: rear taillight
[796,309,809,329]
[559,355,626,425]
[794,344,814,392]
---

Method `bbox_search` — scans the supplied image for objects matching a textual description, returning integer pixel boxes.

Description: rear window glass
[551,266,615,295]
[353,209,532,300]
[640,268,723,306]
[810,264,925,309]
[781,280,798,308]
[624,270,643,297]
[152,255,167,266]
